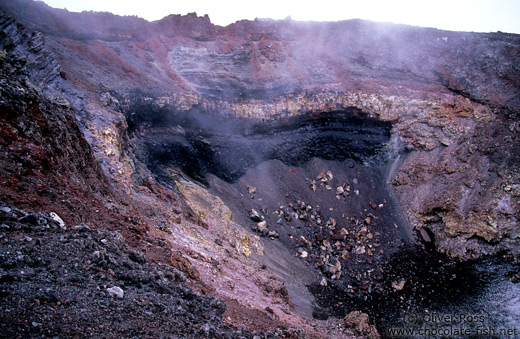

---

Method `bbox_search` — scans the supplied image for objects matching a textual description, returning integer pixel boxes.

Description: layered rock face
[6,0,515,260]
[1,0,520,336]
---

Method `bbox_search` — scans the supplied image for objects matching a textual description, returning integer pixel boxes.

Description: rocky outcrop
[0,12,112,225]
[393,114,520,260]
[0,12,61,89]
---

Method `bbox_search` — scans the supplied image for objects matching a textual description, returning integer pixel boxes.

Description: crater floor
[135,110,519,333]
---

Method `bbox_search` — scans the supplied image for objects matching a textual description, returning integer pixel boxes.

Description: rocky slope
[1,0,519,337]
[5,0,516,262]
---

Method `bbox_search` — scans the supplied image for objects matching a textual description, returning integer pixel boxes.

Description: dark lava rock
[0,204,302,338]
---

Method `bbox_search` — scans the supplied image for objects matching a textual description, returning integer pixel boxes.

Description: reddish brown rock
[343,311,380,338]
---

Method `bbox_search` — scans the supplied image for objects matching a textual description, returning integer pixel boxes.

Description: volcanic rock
[343,311,380,338]
[106,286,124,299]
[257,220,267,232]
[249,209,263,222]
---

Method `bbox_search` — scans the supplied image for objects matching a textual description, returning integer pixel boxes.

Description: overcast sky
[40,0,520,34]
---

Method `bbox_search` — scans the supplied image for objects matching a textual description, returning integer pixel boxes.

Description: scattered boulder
[106,286,124,299]
[257,220,267,232]
[250,219,279,239]
[249,209,262,222]
[343,311,380,338]
[418,227,434,245]
[392,279,406,291]
[50,212,66,229]
[326,171,333,181]
[267,231,279,239]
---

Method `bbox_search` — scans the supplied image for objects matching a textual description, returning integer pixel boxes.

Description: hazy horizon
[39,0,520,34]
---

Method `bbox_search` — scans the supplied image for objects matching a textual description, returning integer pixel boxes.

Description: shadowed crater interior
[127,107,393,183]
[124,103,519,334]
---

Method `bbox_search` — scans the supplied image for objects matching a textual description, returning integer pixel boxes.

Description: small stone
[249,209,262,222]
[343,311,380,338]
[19,214,38,225]
[320,277,328,286]
[419,228,432,243]
[248,186,256,195]
[326,171,333,180]
[311,181,317,192]
[355,246,366,255]
[300,250,308,258]
[257,220,267,232]
[50,212,66,229]
[392,279,406,291]
[323,240,331,249]
[0,207,11,213]
[107,286,124,299]
[299,236,312,247]
[31,322,38,327]
[323,263,338,276]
